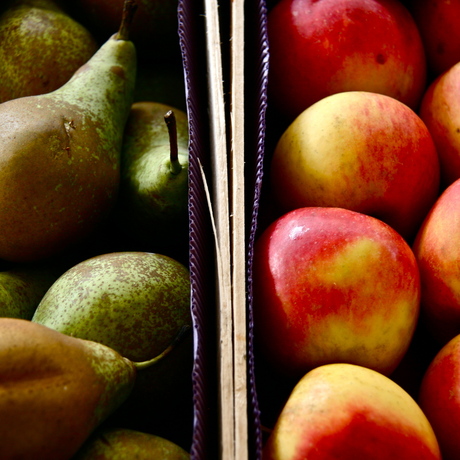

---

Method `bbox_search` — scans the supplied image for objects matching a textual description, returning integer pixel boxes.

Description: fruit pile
[0,0,194,458]
[252,0,460,459]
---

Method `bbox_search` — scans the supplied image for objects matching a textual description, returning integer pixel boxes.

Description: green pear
[0,317,175,460]
[73,427,190,459]
[113,102,189,259]
[32,250,193,440]
[32,251,191,361]
[0,0,137,263]
[0,0,98,103]
[0,262,63,319]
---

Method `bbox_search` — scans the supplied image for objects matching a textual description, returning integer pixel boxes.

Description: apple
[252,206,421,379]
[267,0,427,121]
[412,178,460,345]
[405,0,460,78]
[419,61,460,188]
[270,91,440,242]
[419,333,460,460]
[263,363,442,460]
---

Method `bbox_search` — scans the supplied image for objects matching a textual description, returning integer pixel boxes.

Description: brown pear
[0,0,137,263]
[0,318,139,459]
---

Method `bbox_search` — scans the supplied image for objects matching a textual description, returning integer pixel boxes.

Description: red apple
[270,91,440,242]
[412,178,460,345]
[406,0,460,78]
[419,334,460,460]
[253,207,421,378]
[419,61,460,188]
[267,0,427,120]
[263,363,442,460]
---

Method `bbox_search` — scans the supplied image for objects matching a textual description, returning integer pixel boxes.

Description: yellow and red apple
[419,334,460,460]
[263,363,442,460]
[267,0,427,120]
[252,206,421,378]
[419,61,460,188]
[270,91,440,242]
[412,178,460,345]
[406,0,460,78]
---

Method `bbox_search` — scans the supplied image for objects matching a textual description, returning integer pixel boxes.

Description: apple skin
[267,0,427,120]
[252,207,421,378]
[263,363,442,460]
[419,62,460,188]
[270,91,440,242]
[419,334,460,460]
[406,0,460,78]
[412,178,460,345]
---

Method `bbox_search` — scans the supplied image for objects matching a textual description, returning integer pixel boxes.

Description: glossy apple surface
[419,334,460,460]
[413,178,460,345]
[419,62,460,187]
[263,363,442,460]
[253,207,421,378]
[270,91,440,242]
[267,0,427,120]
[406,0,460,78]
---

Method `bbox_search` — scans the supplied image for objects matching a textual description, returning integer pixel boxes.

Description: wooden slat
[203,0,234,458]
[230,0,248,458]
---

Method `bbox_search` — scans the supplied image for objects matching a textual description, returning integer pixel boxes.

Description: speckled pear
[0,0,137,263]
[73,427,190,459]
[0,317,156,460]
[0,262,62,319]
[32,251,193,435]
[32,251,191,362]
[0,0,98,103]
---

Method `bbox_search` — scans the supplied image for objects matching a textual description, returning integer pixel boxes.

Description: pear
[73,427,190,459]
[0,262,62,319]
[0,317,177,460]
[32,250,193,439]
[113,102,189,259]
[0,0,138,263]
[0,0,98,103]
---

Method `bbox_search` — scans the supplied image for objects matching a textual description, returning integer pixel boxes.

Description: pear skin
[0,1,137,263]
[32,251,193,440]
[0,262,62,319]
[32,251,191,362]
[73,427,190,459]
[0,317,137,460]
[113,102,189,259]
[0,0,98,103]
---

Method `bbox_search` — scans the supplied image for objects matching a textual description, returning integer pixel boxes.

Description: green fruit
[113,102,189,259]
[74,427,190,459]
[0,262,62,319]
[32,251,191,361]
[0,0,137,262]
[32,251,193,439]
[0,317,151,459]
[0,0,98,103]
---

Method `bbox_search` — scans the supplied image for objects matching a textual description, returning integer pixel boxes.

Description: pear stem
[131,324,191,370]
[165,110,182,175]
[116,0,138,41]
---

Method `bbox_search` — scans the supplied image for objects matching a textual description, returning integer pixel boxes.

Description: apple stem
[116,0,138,41]
[131,324,191,370]
[165,110,182,175]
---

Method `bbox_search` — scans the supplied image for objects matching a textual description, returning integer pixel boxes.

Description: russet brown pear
[0,0,137,262]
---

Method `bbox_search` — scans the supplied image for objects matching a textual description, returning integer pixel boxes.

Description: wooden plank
[203,0,234,458]
[230,0,248,458]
